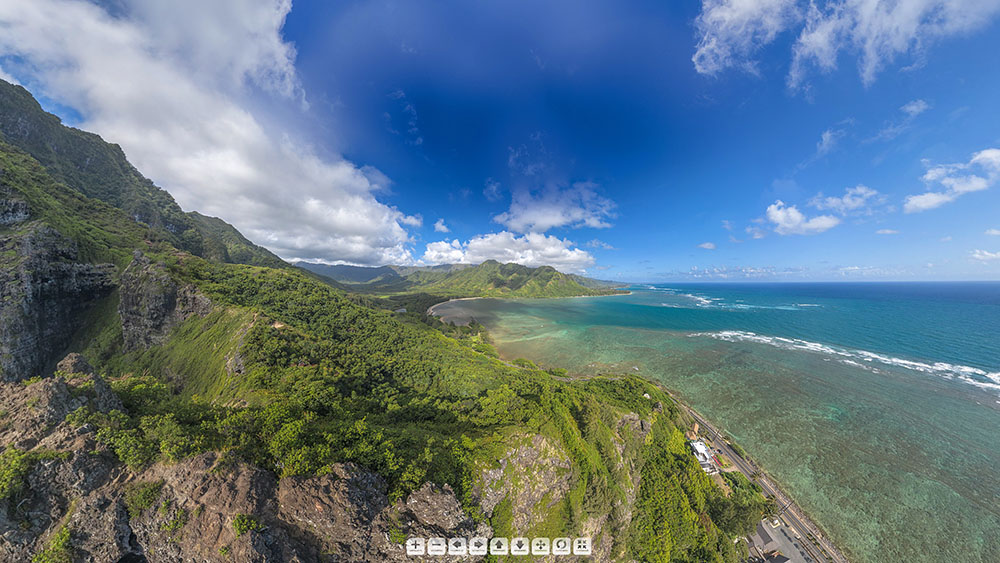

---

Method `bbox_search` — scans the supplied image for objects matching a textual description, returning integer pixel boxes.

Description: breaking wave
[688,330,1000,393]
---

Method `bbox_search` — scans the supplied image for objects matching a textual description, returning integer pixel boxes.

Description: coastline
[661,386,851,563]
[425,289,633,317]
[426,294,851,562]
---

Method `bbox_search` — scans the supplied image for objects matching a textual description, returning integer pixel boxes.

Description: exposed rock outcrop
[118,251,212,351]
[55,352,93,375]
[0,221,115,382]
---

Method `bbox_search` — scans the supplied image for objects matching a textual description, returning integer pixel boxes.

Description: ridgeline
[0,79,771,562]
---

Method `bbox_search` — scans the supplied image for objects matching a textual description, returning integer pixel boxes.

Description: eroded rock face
[118,251,212,351]
[0,222,115,382]
[55,353,93,375]
[0,198,29,225]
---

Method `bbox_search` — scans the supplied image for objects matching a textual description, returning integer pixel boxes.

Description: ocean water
[433,283,1000,563]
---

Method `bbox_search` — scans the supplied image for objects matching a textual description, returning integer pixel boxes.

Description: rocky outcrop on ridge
[118,251,212,352]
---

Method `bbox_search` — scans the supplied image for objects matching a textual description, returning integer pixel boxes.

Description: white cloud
[433,218,450,233]
[875,229,898,235]
[986,229,1000,236]
[901,99,930,117]
[0,64,19,85]
[811,185,883,215]
[691,0,1000,87]
[494,180,616,233]
[904,148,1000,212]
[816,128,843,156]
[791,0,1000,87]
[386,89,423,146]
[766,200,840,235]
[871,99,932,141]
[0,0,421,265]
[746,225,767,239]
[698,242,717,249]
[721,219,733,230]
[692,0,800,75]
[483,178,503,202]
[971,249,1000,261]
[421,232,595,273]
[586,239,616,250]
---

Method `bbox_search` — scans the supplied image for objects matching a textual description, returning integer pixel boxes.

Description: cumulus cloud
[433,218,450,233]
[692,0,1000,87]
[746,225,767,239]
[875,229,898,234]
[904,148,1000,212]
[811,185,883,215]
[0,0,421,265]
[494,181,616,233]
[766,200,840,235]
[698,242,717,249]
[971,249,1000,261]
[986,228,1000,236]
[421,232,595,273]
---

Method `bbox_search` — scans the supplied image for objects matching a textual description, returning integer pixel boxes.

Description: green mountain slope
[291,262,405,284]
[296,259,626,298]
[0,79,285,268]
[0,85,769,562]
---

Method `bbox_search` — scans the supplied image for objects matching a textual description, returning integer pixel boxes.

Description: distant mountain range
[294,259,626,298]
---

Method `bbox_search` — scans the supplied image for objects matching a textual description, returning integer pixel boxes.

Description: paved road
[681,407,848,563]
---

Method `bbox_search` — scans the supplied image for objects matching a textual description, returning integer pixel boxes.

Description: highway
[680,406,849,563]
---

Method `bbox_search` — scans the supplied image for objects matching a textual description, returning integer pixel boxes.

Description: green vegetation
[1,449,70,502]
[31,524,72,563]
[0,79,285,268]
[0,81,770,562]
[232,513,261,537]
[298,259,626,300]
[123,480,165,518]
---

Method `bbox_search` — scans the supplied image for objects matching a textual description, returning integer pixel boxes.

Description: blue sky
[1,0,999,280]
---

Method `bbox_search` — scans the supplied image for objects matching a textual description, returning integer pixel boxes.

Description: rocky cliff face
[0,198,115,381]
[0,361,492,563]
[0,355,664,562]
[118,251,212,352]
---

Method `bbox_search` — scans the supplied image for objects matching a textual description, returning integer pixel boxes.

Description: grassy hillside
[0,79,285,268]
[1,86,770,562]
[297,259,626,299]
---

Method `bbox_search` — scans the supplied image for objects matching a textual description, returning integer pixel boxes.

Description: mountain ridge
[295,259,626,299]
[0,79,285,269]
[0,80,768,563]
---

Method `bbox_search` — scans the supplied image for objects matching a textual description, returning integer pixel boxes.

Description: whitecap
[688,330,1000,393]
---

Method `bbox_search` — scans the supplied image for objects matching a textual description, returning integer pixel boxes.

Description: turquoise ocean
[432,282,1000,563]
